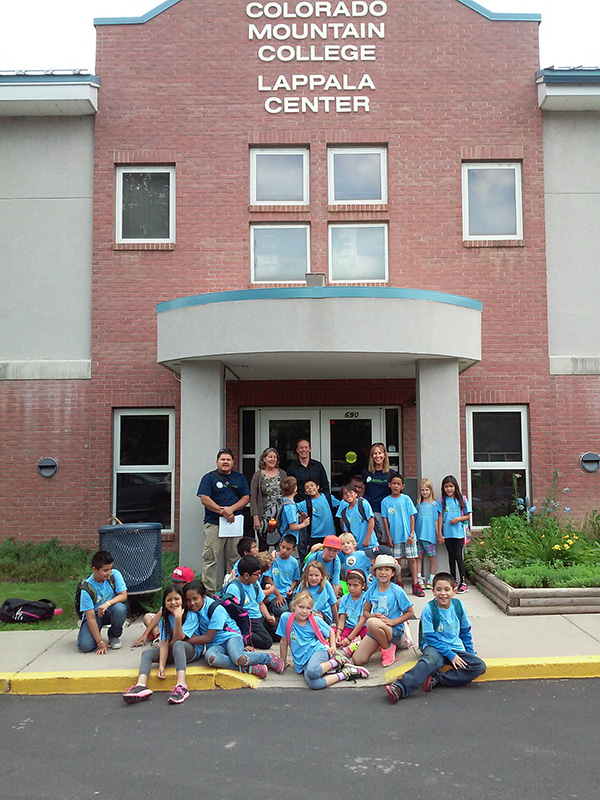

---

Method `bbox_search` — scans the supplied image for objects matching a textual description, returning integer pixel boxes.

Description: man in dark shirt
[197,448,250,593]
[286,438,330,502]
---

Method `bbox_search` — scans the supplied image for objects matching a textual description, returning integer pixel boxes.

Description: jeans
[205,636,272,669]
[304,649,332,690]
[77,602,128,652]
[394,646,486,697]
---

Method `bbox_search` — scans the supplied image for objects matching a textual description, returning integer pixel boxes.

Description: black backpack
[340,497,367,531]
[305,492,342,537]
[0,597,56,623]
[212,579,257,647]
[74,575,117,616]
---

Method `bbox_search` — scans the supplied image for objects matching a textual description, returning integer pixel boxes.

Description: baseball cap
[171,566,195,583]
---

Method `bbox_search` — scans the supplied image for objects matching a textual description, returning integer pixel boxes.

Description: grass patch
[0,544,185,631]
[495,563,600,589]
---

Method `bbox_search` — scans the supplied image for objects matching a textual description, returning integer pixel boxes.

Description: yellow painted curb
[385,655,600,684]
[6,665,260,695]
[2,673,11,693]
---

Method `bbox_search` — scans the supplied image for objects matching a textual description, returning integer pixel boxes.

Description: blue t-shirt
[438,496,472,539]
[337,498,376,548]
[339,549,372,579]
[381,494,418,544]
[266,554,301,596]
[361,469,398,512]
[197,469,250,525]
[79,569,127,615]
[364,580,412,637]
[226,579,264,619]
[159,611,203,659]
[198,599,241,645]
[279,500,299,540]
[304,581,337,623]
[421,599,474,659]
[297,493,340,539]
[416,501,439,543]
[276,611,331,673]
[304,551,342,586]
[338,592,366,629]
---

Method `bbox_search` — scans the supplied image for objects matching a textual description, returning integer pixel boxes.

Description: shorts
[417,540,437,558]
[340,625,368,641]
[393,541,417,559]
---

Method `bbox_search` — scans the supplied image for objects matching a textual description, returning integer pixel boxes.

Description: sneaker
[422,672,441,692]
[167,684,190,704]
[412,582,425,598]
[248,664,268,679]
[268,655,285,674]
[340,665,370,682]
[380,643,397,668]
[385,683,402,704]
[417,577,425,587]
[330,652,349,670]
[109,637,122,650]
[342,639,361,657]
[457,581,469,593]
[122,684,152,704]
[426,577,433,590]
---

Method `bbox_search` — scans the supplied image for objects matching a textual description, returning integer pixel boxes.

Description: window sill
[463,239,524,248]
[113,242,176,251]
[328,204,388,213]
[248,205,310,213]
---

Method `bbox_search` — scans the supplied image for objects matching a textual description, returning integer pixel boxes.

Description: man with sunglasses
[197,448,250,594]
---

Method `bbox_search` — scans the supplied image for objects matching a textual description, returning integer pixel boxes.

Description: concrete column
[416,359,461,573]
[179,361,225,570]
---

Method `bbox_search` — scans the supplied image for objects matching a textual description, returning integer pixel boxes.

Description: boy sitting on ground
[385,571,486,703]
[77,550,128,655]
[265,534,301,619]
[304,534,343,596]
[225,555,277,649]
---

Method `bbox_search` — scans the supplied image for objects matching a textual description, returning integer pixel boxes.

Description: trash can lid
[98,522,163,533]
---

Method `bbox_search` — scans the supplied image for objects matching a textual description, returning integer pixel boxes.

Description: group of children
[77,473,483,705]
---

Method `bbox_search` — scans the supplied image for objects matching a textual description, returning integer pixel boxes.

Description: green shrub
[0,537,91,582]
[495,563,600,588]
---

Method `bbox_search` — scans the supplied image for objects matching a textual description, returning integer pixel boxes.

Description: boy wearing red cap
[303,535,342,596]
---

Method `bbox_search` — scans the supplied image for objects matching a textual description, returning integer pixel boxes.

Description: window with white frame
[462,162,522,240]
[113,409,175,530]
[466,405,529,526]
[250,148,309,205]
[328,147,387,204]
[115,166,175,243]
[251,224,310,283]
[329,223,388,283]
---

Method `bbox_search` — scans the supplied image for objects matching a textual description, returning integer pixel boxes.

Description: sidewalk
[2,584,600,695]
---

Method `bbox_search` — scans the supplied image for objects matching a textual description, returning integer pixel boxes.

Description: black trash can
[98,523,162,595]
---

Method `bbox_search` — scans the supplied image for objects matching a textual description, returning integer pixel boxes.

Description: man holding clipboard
[197,448,250,594]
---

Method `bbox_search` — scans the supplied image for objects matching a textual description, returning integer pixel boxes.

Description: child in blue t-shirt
[122,584,202,706]
[299,560,338,625]
[278,476,311,544]
[338,532,373,581]
[337,483,377,549]
[265,534,301,618]
[381,474,423,598]
[297,479,340,547]
[336,568,368,650]
[415,478,439,590]
[77,549,128,655]
[276,591,369,689]
[385,571,486,703]
[180,580,284,679]
[304,534,343,595]
[225,555,277,649]
[438,475,472,593]
[351,555,415,669]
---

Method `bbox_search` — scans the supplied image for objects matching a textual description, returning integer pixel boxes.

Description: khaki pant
[202,522,241,593]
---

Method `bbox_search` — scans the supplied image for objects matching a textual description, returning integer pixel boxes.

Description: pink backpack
[285,612,329,646]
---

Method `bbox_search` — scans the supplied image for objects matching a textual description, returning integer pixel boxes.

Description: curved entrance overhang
[156,287,482,380]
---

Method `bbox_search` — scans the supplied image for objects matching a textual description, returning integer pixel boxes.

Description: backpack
[267,497,295,546]
[418,598,464,650]
[74,574,117,616]
[285,611,328,647]
[212,579,258,647]
[0,597,56,623]
[340,497,367,532]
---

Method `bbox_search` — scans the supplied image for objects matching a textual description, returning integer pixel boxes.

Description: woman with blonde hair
[360,442,397,543]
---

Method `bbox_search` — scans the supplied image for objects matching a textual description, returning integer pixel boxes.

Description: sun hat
[322,535,342,550]
[370,554,401,577]
[171,566,195,583]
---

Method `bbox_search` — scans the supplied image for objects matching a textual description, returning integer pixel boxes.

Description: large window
[115,166,175,243]
[461,162,522,241]
[329,224,388,283]
[113,409,175,530]
[328,147,387,204]
[251,224,310,283]
[466,405,529,526]
[250,148,309,205]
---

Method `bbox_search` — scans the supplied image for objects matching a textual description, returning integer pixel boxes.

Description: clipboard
[218,515,244,538]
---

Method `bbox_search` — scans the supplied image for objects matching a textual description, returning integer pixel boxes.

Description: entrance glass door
[320,408,383,494]
[258,409,320,473]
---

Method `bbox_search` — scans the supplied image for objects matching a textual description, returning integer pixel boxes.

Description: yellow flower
[552,544,561,550]
[567,539,573,545]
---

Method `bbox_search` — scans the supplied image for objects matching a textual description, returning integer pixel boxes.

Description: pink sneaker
[249,664,268,678]
[268,655,285,674]
[381,643,397,668]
